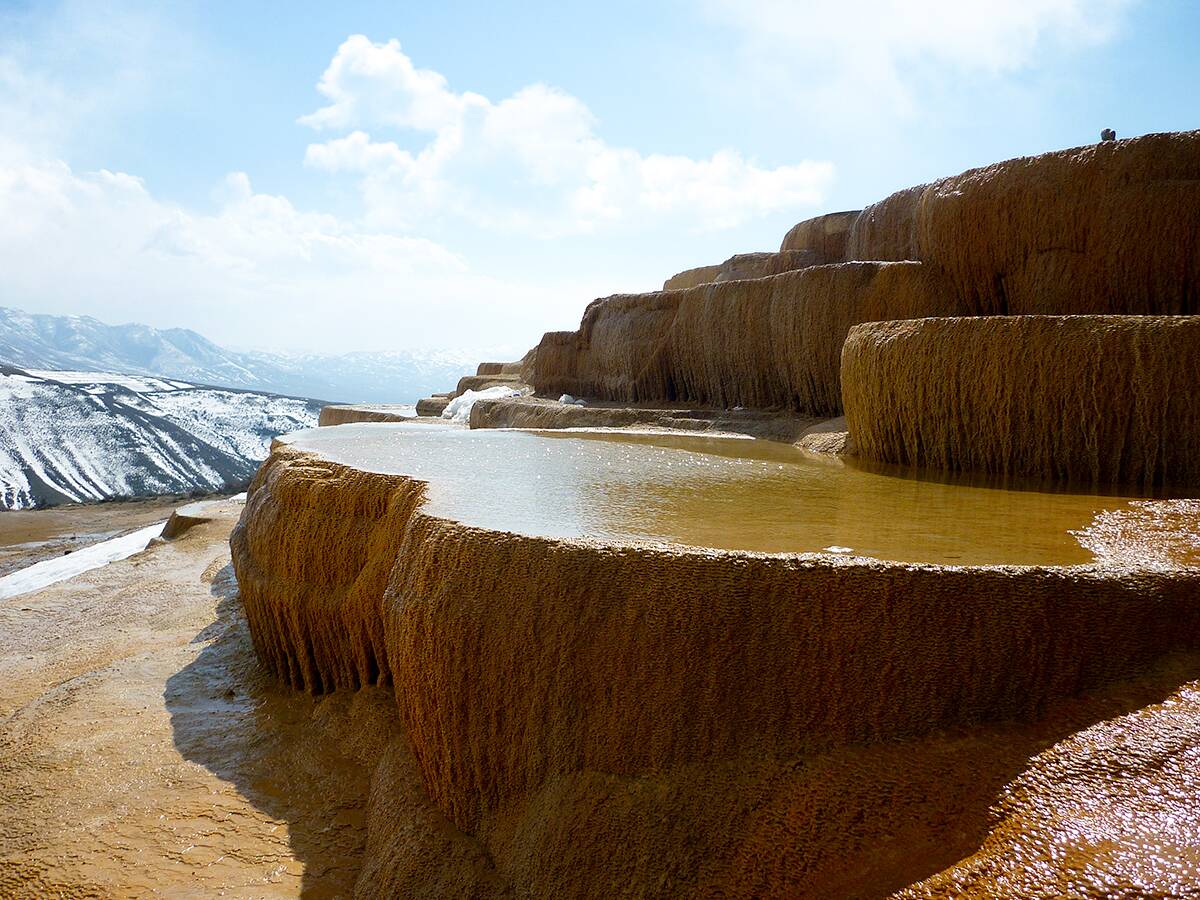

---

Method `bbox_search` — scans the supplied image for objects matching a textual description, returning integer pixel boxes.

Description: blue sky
[0,0,1196,356]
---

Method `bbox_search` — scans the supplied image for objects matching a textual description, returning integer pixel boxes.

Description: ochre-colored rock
[319,404,416,426]
[476,360,525,376]
[467,394,838,444]
[663,264,722,291]
[779,209,860,261]
[713,250,822,282]
[414,396,450,417]
[845,131,1200,315]
[553,133,1200,420]
[842,315,1200,488]
[453,373,525,396]
[230,443,1200,896]
[663,249,822,292]
[531,261,962,415]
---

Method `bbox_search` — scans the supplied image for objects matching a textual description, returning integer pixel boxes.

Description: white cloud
[701,0,1136,115]
[0,158,597,353]
[0,0,194,163]
[301,36,833,234]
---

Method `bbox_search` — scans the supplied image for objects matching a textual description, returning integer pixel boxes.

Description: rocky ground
[2,469,1200,897]
[0,498,400,897]
[0,496,195,577]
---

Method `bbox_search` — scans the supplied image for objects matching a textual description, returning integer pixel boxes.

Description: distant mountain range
[0,306,476,403]
[0,366,322,509]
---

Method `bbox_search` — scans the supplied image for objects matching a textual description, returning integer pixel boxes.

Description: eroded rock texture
[231,443,1200,896]
[319,405,415,426]
[532,261,959,414]
[846,130,1200,316]
[546,133,1200,417]
[843,315,1200,489]
[663,264,723,291]
[779,209,860,261]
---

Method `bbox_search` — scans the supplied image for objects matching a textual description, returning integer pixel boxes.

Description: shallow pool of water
[283,423,1163,565]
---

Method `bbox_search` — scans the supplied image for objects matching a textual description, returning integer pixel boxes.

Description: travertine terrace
[531,261,960,414]
[844,131,1200,316]
[534,130,1200,425]
[843,315,1200,489]
[233,428,1200,896]
[228,131,1200,896]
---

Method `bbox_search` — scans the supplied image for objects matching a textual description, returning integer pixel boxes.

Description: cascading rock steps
[531,261,963,415]
[231,436,1200,895]
[845,130,1200,317]
[238,130,1200,896]
[842,315,1200,489]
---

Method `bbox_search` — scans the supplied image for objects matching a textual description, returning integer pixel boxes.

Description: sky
[0,0,1196,357]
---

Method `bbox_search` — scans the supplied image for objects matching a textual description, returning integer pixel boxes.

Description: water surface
[284,423,1158,566]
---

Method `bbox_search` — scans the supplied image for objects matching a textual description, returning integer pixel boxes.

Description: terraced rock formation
[245,131,1200,895]
[531,261,959,415]
[778,209,860,260]
[845,131,1200,317]
[662,263,722,290]
[231,437,1200,896]
[843,315,1200,489]
[527,131,1200,420]
[319,404,416,426]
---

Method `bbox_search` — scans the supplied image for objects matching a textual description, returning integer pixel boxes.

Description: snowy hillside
[0,306,478,403]
[0,366,320,509]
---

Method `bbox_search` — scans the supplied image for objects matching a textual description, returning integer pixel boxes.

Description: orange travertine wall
[845,131,1200,316]
[842,315,1200,489]
[230,444,1200,896]
[531,261,960,415]
[232,445,1200,830]
[537,132,1200,414]
[779,209,860,260]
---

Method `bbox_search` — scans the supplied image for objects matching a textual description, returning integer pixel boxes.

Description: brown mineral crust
[845,183,925,261]
[352,735,510,897]
[475,361,524,376]
[842,315,1200,488]
[231,445,1200,857]
[778,209,860,261]
[713,249,822,282]
[663,263,722,291]
[845,131,1200,316]
[898,667,1200,899]
[466,394,837,444]
[530,292,679,402]
[530,261,963,415]
[663,249,824,292]
[319,404,415,426]
[415,396,451,417]
[231,447,425,693]
[453,373,525,395]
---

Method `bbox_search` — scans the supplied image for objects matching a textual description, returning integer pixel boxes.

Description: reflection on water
[283,423,1187,566]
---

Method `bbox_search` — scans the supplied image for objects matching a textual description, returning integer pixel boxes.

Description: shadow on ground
[165,564,1200,897]
[165,564,401,897]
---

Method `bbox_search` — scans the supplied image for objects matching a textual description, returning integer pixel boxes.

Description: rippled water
[284,423,1162,565]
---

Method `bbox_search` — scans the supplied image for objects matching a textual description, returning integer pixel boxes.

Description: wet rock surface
[0,500,404,896]
[227,432,1200,897]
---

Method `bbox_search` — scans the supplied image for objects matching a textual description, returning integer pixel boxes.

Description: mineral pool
[281,422,1177,566]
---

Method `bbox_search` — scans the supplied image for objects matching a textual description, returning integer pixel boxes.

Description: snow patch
[0,521,166,601]
[441,386,524,423]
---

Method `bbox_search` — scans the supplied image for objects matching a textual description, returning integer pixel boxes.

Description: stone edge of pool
[231,439,1200,841]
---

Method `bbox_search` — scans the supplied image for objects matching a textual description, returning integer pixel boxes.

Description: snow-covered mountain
[0,307,476,403]
[0,366,321,509]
